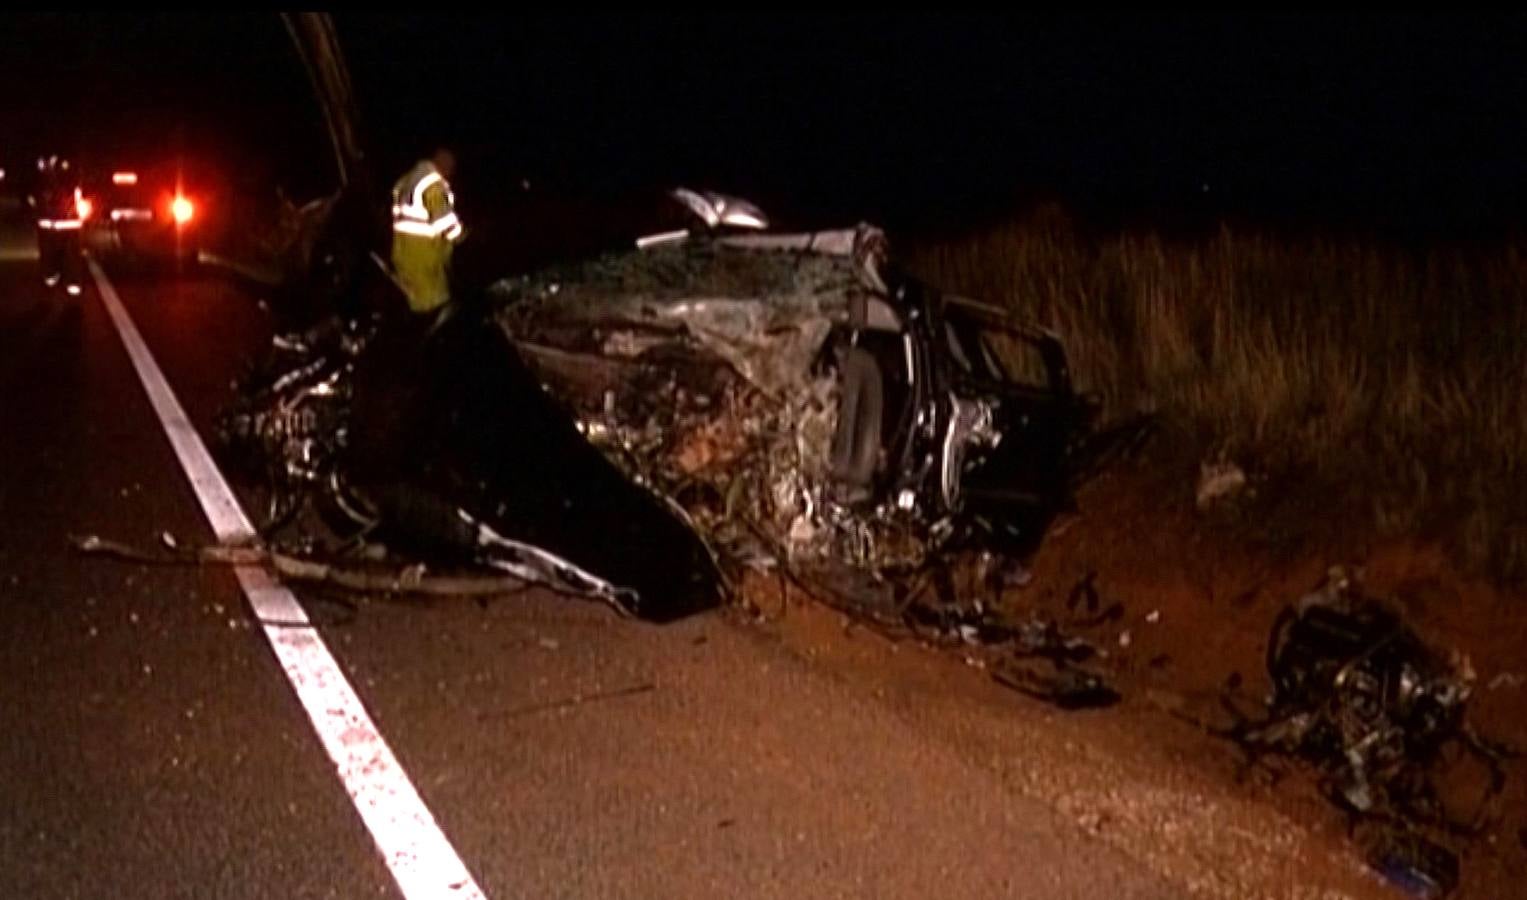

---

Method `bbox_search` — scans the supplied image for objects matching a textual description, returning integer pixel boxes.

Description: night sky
[5,13,1527,234]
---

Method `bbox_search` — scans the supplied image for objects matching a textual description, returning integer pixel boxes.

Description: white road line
[88,258,487,900]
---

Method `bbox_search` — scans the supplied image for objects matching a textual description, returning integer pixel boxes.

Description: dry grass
[903,205,1527,579]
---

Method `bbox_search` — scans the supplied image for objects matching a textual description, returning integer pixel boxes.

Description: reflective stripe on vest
[393,212,460,238]
[387,165,458,239]
[392,167,452,228]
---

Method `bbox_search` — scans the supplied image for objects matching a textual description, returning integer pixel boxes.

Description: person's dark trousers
[36,229,84,287]
[37,228,61,283]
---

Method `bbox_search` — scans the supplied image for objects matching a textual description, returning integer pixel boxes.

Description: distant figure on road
[389,147,464,314]
[30,155,88,296]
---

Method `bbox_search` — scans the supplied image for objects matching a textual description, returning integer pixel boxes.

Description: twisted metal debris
[1221,567,1513,897]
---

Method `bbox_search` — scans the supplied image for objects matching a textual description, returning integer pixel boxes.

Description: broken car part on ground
[1212,567,1513,898]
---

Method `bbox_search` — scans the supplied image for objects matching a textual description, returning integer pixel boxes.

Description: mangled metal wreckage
[491,212,1099,615]
[215,186,1099,620]
[1224,568,1511,897]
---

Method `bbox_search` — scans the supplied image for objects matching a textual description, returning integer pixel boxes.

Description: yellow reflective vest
[390,161,464,313]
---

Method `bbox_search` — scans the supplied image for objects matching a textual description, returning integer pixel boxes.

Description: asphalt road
[0,216,1180,900]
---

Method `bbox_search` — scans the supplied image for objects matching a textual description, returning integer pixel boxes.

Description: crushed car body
[490,197,1100,616]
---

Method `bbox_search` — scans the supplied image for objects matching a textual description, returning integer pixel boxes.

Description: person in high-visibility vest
[343,147,468,550]
[30,155,88,296]
[390,148,465,314]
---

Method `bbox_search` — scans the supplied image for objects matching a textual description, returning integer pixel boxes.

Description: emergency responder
[30,155,88,296]
[341,147,473,556]
[390,147,464,314]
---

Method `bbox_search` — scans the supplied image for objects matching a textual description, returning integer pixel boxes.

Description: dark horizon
[5,13,1527,237]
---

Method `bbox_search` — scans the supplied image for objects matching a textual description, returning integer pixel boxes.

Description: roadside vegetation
[905,205,1527,580]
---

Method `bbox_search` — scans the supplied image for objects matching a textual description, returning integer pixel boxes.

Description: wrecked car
[490,196,1100,616]
[216,189,1102,621]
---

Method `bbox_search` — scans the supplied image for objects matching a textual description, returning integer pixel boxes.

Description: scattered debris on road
[1358,823,1460,899]
[485,682,657,720]
[898,571,1121,710]
[69,533,634,615]
[993,656,1121,710]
